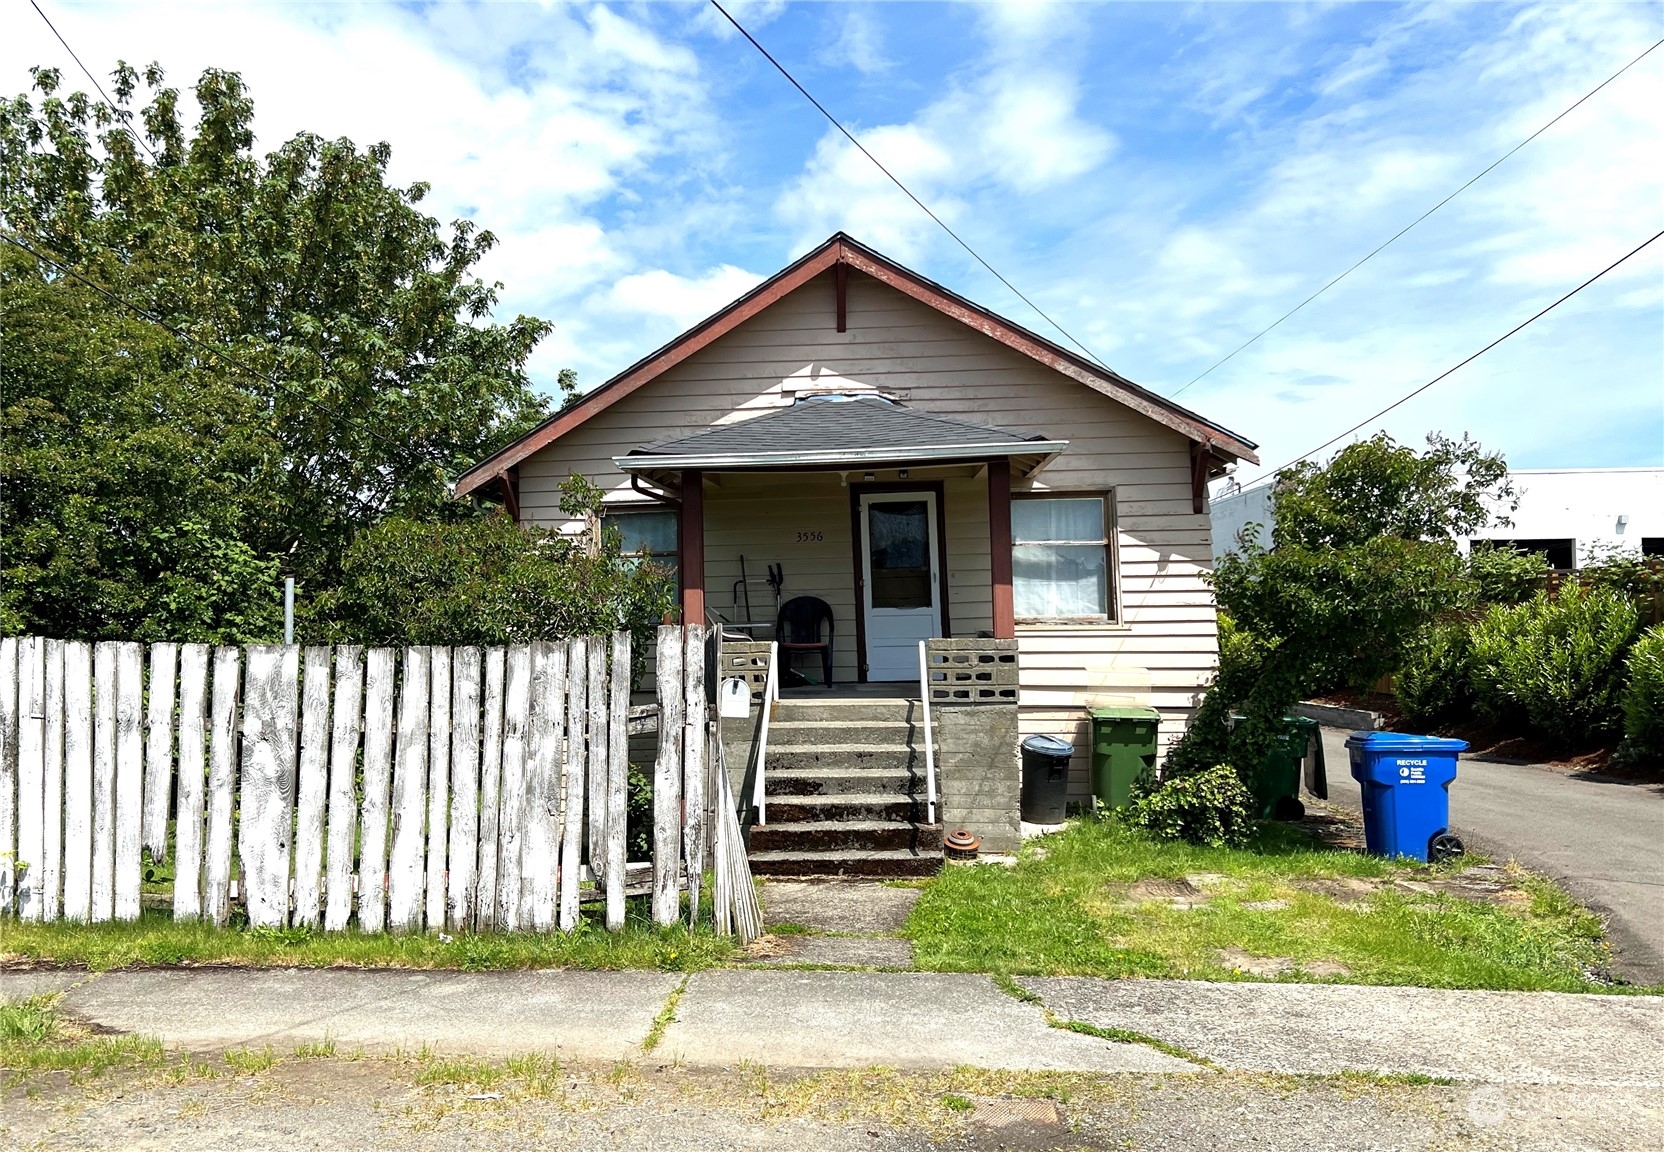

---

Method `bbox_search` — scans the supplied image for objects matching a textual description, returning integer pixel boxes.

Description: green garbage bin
[1247,715,1326,821]
[1088,705,1161,812]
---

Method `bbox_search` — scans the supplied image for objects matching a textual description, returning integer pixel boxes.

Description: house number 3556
[795,530,823,542]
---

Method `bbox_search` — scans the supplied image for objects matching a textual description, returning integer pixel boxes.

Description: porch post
[680,470,705,625]
[988,458,1015,639]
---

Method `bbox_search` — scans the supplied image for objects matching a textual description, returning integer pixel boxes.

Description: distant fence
[0,627,722,934]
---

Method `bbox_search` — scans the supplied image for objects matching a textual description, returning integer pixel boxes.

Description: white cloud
[605,264,764,326]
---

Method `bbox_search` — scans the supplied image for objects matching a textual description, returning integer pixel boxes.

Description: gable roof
[454,233,1258,497]
[615,394,1067,484]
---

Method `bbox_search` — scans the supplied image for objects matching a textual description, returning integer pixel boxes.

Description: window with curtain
[1012,495,1114,621]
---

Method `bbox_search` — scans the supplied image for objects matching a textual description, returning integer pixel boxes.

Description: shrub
[1124,763,1253,848]
[1466,545,1546,605]
[1395,621,1475,730]
[1469,584,1641,747]
[1615,625,1664,767]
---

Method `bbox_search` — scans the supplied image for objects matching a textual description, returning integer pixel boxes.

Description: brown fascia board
[455,234,1257,497]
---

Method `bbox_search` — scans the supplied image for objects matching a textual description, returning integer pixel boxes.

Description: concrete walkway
[6,967,1661,1084]
[1318,728,1664,984]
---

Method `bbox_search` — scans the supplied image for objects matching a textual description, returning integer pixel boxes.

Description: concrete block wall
[935,702,1020,854]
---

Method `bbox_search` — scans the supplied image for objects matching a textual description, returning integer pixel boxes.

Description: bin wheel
[1272,795,1306,822]
[1429,833,1465,863]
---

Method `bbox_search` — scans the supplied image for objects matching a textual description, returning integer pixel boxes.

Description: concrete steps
[752,694,942,878]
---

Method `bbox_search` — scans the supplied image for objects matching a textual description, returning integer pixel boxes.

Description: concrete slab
[760,880,919,934]
[661,970,1194,1073]
[0,969,94,1001]
[748,935,914,968]
[58,968,681,1060]
[1023,976,1664,1086]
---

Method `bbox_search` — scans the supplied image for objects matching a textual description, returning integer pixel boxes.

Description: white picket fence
[0,627,717,934]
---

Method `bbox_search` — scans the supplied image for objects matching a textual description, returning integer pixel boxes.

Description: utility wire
[708,0,1113,371]
[1169,35,1664,400]
[1232,227,1664,496]
[28,0,160,164]
[1,229,409,457]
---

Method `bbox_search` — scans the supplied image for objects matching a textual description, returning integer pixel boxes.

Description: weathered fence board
[474,646,505,931]
[653,626,684,926]
[293,647,333,928]
[357,647,396,933]
[586,640,607,885]
[496,644,530,931]
[0,638,16,916]
[142,642,179,863]
[172,644,210,921]
[113,641,146,921]
[41,639,65,922]
[203,646,240,926]
[323,646,364,932]
[448,647,482,931]
[425,646,451,931]
[60,642,93,923]
[522,642,564,932]
[682,625,707,929]
[559,637,587,932]
[238,646,299,929]
[16,637,45,921]
[605,632,630,932]
[389,647,429,934]
[91,642,117,923]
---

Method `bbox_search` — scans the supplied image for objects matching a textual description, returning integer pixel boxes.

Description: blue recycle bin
[1346,732,1469,862]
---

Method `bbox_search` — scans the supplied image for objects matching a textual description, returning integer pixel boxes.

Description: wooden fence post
[16,637,45,921]
[559,637,587,931]
[474,646,506,932]
[605,631,630,932]
[203,646,240,927]
[293,646,333,928]
[0,637,16,917]
[142,642,179,864]
[357,647,396,933]
[323,646,364,932]
[61,642,94,922]
[389,647,430,933]
[426,647,452,931]
[652,626,684,926]
[171,644,210,922]
[91,642,117,923]
[682,625,707,928]
[448,646,483,932]
[586,639,607,886]
[237,645,299,929]
[496,644,531,931]
[41,639,64,921]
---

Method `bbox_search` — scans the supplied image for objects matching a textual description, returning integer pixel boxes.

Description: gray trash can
[1020,734,1074,824]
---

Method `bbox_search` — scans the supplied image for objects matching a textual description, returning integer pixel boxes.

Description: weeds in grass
[642,975,688,1053]
[940,1092,973,1112]
[223,1047,277,1074]
[989,972,1041,1003]
[0,997,56,1043]
[1046,1015,1214,1067]
[292,1036,337,1059]
[0,996,165,1082]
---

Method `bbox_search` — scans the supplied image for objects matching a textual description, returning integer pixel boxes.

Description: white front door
[859,491,943,681]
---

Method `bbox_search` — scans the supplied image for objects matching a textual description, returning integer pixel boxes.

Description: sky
[6,0,1662,487]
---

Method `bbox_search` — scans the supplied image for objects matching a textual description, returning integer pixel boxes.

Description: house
[457,234,1257,868]
[1211,467,1664,568]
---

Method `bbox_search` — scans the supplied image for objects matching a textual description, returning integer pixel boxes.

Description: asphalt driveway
[1318,727,1664,985]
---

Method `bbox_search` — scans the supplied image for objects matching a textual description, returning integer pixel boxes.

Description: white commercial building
[1210,467,1664,568]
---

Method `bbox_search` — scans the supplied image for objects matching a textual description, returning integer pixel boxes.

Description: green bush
[1395,621,1475,730]
[1124,763,1253,848]
[1467,545,1546,605]
[1615,625,1664,767]
[1469,584,1641,747]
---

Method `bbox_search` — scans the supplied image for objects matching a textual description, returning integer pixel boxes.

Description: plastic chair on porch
[776,596,834,685]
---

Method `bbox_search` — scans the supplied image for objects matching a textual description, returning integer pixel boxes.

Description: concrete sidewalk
[6,967,1661,1085]
[1317,727,1664,984]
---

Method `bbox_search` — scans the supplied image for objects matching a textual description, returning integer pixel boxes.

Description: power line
[708,0,1113,370]
[1,229,409,458]
[1169,35,1664,400]
[28,0,160,164]
[1232,227,1664,496]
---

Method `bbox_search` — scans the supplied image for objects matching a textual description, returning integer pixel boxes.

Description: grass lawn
[904,817,1639,993]
[0,902,735,973]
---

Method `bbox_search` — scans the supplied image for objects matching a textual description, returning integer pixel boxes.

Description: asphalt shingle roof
[631,395,1048,458]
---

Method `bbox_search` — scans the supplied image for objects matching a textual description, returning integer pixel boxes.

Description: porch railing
[917,640,937,825]
[751,641,779,825]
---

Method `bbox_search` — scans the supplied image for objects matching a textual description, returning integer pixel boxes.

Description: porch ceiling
[613,394,1067,487]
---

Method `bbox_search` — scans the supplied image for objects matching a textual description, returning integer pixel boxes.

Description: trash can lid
[1344,730,1469,753]
[1022,734,1076,756]
[1088,705,1160,720]
[1283,714,1321,732]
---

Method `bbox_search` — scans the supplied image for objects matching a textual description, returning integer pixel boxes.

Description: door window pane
[1012,496,1112,619]
[869,501,932,609]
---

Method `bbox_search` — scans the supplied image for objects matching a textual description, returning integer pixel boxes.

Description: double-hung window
[1012,494,1116,622]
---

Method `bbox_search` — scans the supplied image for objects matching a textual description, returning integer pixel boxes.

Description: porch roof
[612,395,1067,484]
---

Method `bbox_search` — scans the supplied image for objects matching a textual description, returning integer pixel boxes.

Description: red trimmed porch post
[988,458,1014,639]
[680,470,705,625]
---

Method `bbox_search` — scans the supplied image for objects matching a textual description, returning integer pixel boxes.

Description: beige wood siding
[516,268,1220,782]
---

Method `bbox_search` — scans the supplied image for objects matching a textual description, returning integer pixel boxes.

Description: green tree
[1,63,554,640]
